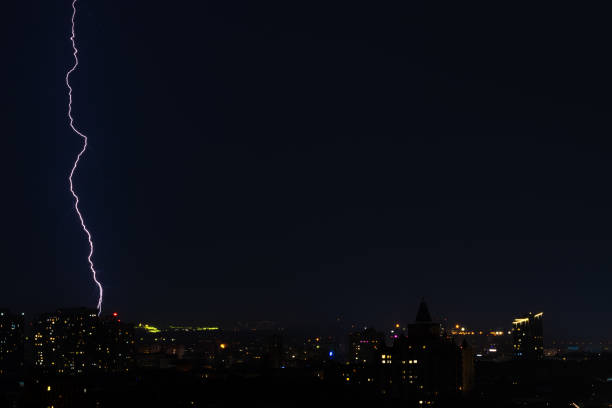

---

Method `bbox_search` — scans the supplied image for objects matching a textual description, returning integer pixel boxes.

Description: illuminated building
[344,328,385,386]
[305,336,338,363]
[384,322,406,345]
[448,323,513,360]
[32,308,134,374]
[32,308,100,375]
[512,312,544,360]
[348,328,385,365]
[99,313,135,372]
[382,299,467,404]
[0,309,24,376]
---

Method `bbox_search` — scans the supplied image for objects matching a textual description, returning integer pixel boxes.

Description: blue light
[329,351,334,358]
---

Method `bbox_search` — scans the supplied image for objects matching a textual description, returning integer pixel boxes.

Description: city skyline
[2,1,612,341]
[2,301,609,407]
[3,1,612,407]
[6,303,607,346]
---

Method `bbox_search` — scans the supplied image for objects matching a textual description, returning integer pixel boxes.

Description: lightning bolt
[65,0,103,315]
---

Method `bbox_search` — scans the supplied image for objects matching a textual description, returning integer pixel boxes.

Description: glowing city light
[136,323,161,334]
[168,325,220,331]
[65,0,103,315]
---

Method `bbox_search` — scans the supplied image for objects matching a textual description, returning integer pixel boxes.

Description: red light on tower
[112,312,118,317]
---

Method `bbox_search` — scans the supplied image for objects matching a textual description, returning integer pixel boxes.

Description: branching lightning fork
[65,0,103,315]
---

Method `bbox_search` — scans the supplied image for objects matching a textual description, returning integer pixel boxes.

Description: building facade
[343,300,472,406]
[512,312,544,360]
[382,300,466,405]
[348,327,385,365]
[32,308,134,374]
[0,309,24,376]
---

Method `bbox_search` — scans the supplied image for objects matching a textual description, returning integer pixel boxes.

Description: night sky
[3,1,612,338]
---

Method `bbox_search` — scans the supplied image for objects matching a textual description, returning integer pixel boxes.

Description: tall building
[0,309,25,376]
[32,308,134,374]
[512,312,544,360]
[460,339,474,395]
[348,327,385,365]
[383,299,467,404]
[407,299,441,340]
[100,313,135,372]
[32,308,100,374]
[344,328,385,386]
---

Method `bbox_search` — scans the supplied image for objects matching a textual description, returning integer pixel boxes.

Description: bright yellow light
[47,385,51,392]
[395,323,400,328]
[137,323,161,334]
[220,343,227,349]
[513,318,529,324]
[169,325,220,331]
